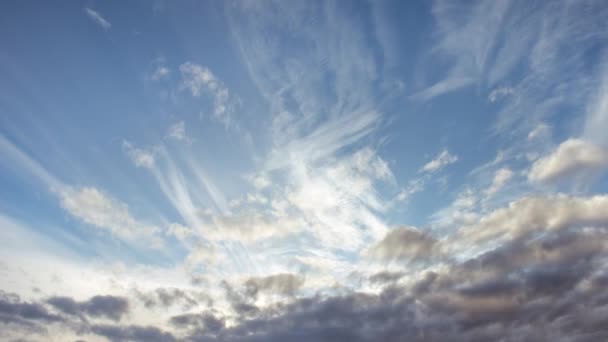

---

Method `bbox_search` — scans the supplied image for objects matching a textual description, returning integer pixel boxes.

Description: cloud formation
[84,8,111,30]
[528,138,608,185]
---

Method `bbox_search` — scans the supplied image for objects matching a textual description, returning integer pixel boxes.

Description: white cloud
[59,187,161,246]
[123,141,156,169]
[420,149,458,173]
[166,121,188,142]
[527,122,550,141]
[179,62,233,128]
[151,66,170,80]
[528,138,608,184]
[488,86,514,102]
[396,178,424,202]
[485,167,513,197]
[84,8,111,30]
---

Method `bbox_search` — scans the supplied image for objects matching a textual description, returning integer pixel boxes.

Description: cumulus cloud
[420,150,458,173]
[84,8,111,30]
[528,138,608,184]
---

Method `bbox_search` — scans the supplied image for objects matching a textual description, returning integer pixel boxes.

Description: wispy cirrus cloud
[84,8,111,30]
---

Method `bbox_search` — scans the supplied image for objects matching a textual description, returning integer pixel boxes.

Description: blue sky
[2,1,608,341]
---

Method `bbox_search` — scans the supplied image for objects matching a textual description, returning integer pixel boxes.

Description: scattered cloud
[166,121,189,142]
[59,186,161,245]
[485,167,513,198]
[84,8,111,30]
[179,62,234,128]
[420,149,458,173]
[123,141,156,169]
[488,85,514,102]
[528,138,608,184]
[151,66,170,81]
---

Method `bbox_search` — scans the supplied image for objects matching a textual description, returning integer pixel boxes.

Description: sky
[1,1,608,341]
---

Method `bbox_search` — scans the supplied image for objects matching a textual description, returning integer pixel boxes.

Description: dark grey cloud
[0,291,63,327]
[368,271,406,285]
[90,323,176,342]
[47,295,128,321]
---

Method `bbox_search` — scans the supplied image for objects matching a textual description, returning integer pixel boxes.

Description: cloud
[367,226,439,263]
[46,295,129,321]
[420,149,458,173]
[166,121,188,142]
[179,62,234,128]
[123,141,156,169]
[84,8,111,30]
[487,86,514,102]
[244,273,305,298]
[528,138,608,184]
[151,66,170,81]
[485,167,513,198]
[456,194,608,248]
[59,186,161,245]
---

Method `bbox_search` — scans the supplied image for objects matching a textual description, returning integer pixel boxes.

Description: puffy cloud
[420,150,458,173]
[457,194,608,247]
[528,138,608,184]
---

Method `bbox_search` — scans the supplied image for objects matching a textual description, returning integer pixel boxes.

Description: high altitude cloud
[420,149,458,173]
[59,186,162,245]
[84,8,111,30]
[179,62,234,128]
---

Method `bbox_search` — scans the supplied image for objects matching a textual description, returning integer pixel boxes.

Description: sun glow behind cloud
[1,1,608,341]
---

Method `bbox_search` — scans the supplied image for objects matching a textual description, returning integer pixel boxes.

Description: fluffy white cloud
[420,149,458,173]
[528,138,608,184]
